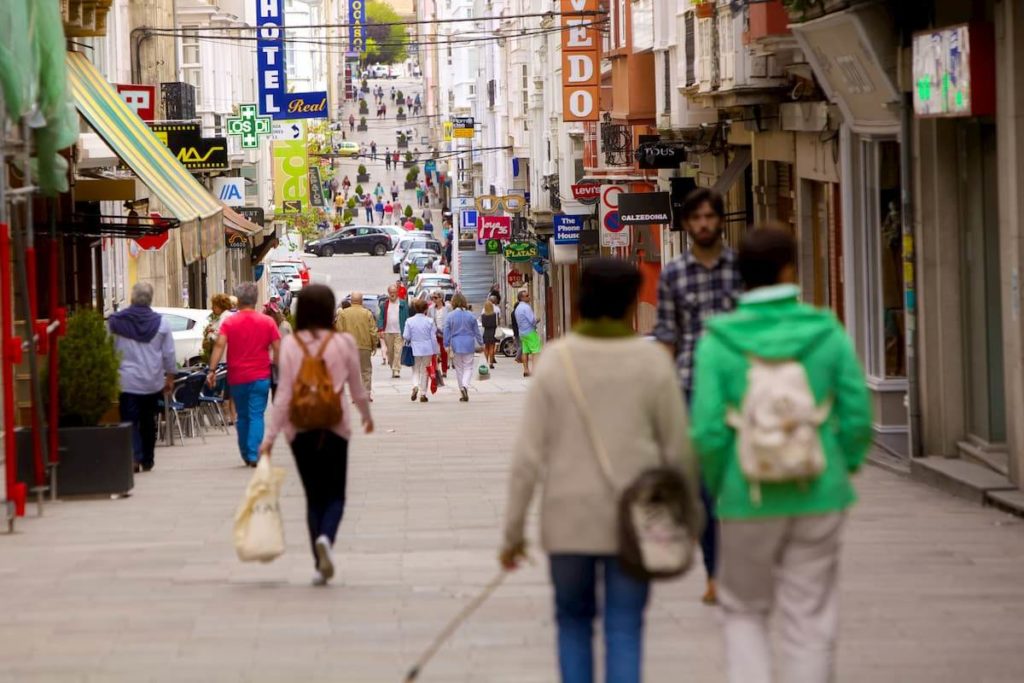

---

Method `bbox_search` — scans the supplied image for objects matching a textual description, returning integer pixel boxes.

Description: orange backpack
[288,333,343,431]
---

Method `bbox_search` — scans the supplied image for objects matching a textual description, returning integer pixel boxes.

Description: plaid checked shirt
[653,248,744,394]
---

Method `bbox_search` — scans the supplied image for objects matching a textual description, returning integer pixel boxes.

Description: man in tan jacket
[336,291,379,398]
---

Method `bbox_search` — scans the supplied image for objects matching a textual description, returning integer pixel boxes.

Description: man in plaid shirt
[653,187,742,605]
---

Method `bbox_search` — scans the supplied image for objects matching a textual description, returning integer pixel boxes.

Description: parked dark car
[305,226,391,257]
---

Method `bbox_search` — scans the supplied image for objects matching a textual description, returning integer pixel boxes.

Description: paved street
[2,250,1024,683]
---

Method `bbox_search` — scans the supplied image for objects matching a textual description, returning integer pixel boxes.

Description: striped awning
[67,51,222,264]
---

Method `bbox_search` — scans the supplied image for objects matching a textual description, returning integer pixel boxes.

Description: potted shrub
[414,217,424,230]
[396,105,407,121]
[404,204,414,219]
[53,309,133,496]
[359,98,369,116]
[396,90,405,105]
[356,164,370,183]
[361,78,369,93]
[404,166,419,190]
[347,196,357,210]
[397,132,409,149]
[403,151,415,168]
[357,116,368,132]
[354,183,365,197]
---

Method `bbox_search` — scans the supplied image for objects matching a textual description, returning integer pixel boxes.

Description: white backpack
[726,357,832,504]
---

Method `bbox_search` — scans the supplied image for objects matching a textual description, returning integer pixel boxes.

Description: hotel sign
[560,0,600,122]
[257,0,329,120]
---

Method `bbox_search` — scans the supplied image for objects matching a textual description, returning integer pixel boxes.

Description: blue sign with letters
[349,0,366,54]
[462,210,478,228]
[257,0,329,120]
[554,214,584,245]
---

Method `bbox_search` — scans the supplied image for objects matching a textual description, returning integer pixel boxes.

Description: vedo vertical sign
[561,0,600,122]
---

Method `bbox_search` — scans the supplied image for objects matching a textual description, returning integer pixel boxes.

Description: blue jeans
[549,555,650,683]
[230,379,270,464]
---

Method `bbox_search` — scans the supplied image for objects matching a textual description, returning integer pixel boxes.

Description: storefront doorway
[957,121,1006,450]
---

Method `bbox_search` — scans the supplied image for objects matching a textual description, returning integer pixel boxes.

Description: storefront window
[861,139,905,379]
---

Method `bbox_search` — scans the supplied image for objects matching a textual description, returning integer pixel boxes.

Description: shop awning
[711,147,752,195]
[66,51,222,264]
[221,204,260,241]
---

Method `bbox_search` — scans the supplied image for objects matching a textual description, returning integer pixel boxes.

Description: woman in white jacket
[500,258,698,683]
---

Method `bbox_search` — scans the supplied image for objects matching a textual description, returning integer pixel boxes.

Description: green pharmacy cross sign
[226,104,273,149]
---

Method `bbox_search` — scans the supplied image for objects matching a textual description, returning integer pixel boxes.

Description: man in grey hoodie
[108,282,176,472]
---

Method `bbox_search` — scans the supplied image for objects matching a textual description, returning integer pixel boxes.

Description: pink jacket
[261,330,372,446]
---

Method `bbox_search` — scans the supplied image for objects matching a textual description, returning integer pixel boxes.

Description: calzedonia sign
[257,0,329,119]
[617,192,673,225]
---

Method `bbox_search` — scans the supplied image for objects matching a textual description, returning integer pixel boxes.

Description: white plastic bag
[233,457,286,562]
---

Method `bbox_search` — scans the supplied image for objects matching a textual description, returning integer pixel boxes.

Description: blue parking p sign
[554,214,584,245]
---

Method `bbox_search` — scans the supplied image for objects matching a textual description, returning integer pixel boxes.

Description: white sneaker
[311,573,328,587]
[314,535,335,584]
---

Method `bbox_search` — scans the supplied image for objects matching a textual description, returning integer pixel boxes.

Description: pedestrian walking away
[259,284,374,586]
[336,291,379,400]
[370,141,377,159]
[690,227,872,683]
[385,149,392,171]
[403,299,439,402]
[384,201,394,224]
[378,284,410,378]
[391,180,400,202]
[375,198,385,222]
[108,282,176,473]
[481,298,499,368]
[429,290,451,377]
[349,113,355,131]
[207,282,282,466]
[364,194,375,223]
[443,293,482,402]
[514,290,541,377]
[501,258,700,683]
[652,187,743,605]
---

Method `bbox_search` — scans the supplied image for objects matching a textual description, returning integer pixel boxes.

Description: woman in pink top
[259,284,374,585]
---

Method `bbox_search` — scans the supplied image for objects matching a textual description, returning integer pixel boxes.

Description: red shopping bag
[427,356,438,394]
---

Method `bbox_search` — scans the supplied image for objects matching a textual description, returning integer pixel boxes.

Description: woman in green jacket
[690,227,872,683]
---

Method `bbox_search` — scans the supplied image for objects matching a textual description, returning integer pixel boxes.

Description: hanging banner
[308,167,325,207]
[349,0,367,54]
[560,0,601,122]
[504,241,538,262]
[273,138,309,214]
[257,0,329,120]
[478,215,512,241]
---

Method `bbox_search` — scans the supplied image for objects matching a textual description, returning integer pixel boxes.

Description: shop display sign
[236,207,265,226]
[560,0,600,121]
[452,116,475,139]
[226,104,273,149]
[504,241,538,262]
[148,122,228,171]
[257,0,329,119]
[349,0,366,54]
[477,215,512,241]
[635,142,685,169]
[485,238,502,255]
[618,192,673,225]
[507,270,525,287]
[272,138,309,214]
[213,178,245,204]
[115,84,156,121]
[554,214,584,244]
[912,23,995,118]
[308,167,325,207]
[571,182,601,205]
[226,231,249,250]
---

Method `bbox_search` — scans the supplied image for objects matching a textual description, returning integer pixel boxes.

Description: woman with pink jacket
[259,284,374,586]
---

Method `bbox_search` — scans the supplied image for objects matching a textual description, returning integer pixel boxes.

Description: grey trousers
[718,513,845,683]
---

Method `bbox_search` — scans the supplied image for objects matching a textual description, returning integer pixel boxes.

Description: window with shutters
[698,19,711,90]
[685,13,696,86]
[618,0,627,48]
[719,11,735,88]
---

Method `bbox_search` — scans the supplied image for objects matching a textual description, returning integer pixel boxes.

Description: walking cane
[403,569,509,682]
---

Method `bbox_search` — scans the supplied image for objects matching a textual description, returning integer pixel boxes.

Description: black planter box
[404,181,417,190]
[396,114,407,121]
[16,424,134,497]
[356,174,370,183]
[397,140,409,149]
[403,161,415,169]
[356,124,368,132]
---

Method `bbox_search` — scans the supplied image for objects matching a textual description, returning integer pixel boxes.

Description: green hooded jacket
[690,284,873,520]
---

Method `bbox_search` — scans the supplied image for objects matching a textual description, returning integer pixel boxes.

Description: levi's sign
[560,0,600,122]
[571,182,601,204]
[257,0,329,119]
[618,192,673,225]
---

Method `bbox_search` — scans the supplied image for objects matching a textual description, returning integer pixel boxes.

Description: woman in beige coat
[500,258,698,683]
